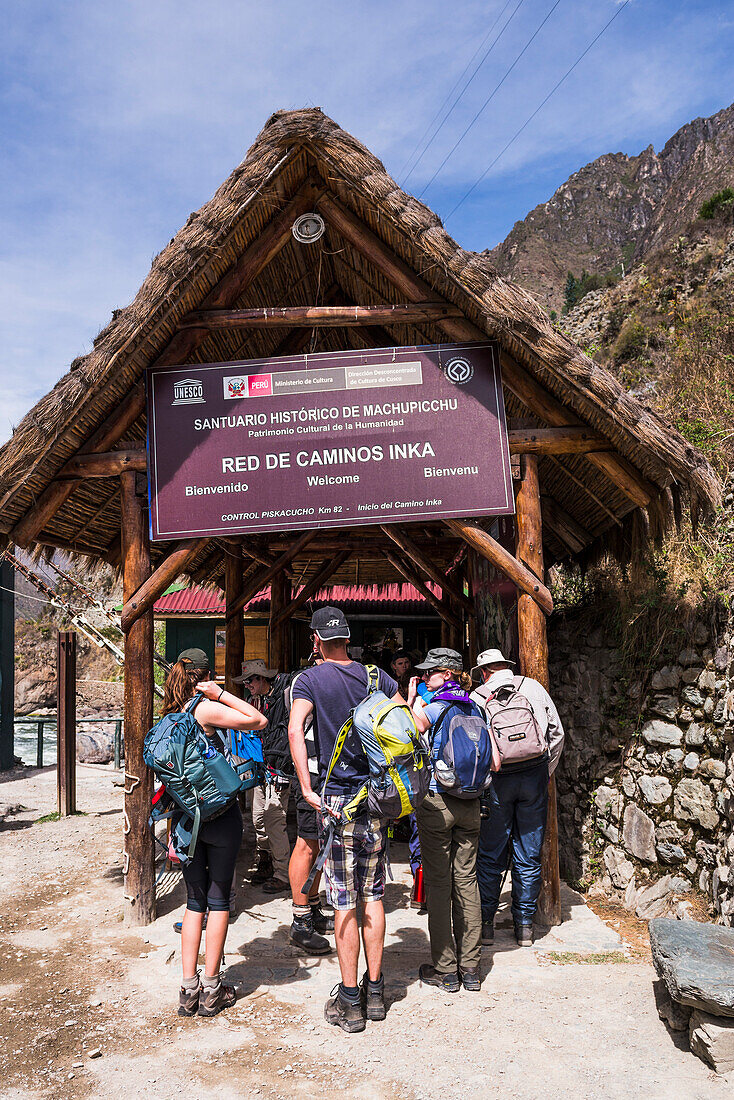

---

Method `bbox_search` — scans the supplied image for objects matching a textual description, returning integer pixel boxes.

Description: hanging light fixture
[292,212,326,244]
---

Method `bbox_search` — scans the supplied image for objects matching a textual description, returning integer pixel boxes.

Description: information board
[146,342,513,540]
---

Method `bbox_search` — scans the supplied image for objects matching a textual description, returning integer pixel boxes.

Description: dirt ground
[1,765,731,1100]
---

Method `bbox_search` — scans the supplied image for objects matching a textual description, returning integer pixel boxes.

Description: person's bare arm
[288,698,319,808]
[194,681,267,732]
[404,676,431,733]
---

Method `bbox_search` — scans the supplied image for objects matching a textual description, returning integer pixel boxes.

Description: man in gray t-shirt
[288,606,408,1034]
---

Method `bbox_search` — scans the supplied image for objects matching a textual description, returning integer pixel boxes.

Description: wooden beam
[497,350,653,508]
[516,453,561,928]
[268,571,291,671]
[55,450,148,479]
[10,382,146,547]
[120,537,209,632]
[226,529,316,620]
[239,536,294,580]
[271,548,351,629]
[444,518,553,615]
[9,184,321,548]
[380,525,472,610]
[384,550,461,628]
[316,192,653,509]
[507,427,611,455]
[541,496,592,555]
[120,470,155,926]
[545,454,622,527]
[225,543,245,695]
[180,302,463,330]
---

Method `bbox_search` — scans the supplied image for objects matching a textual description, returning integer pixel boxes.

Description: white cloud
[0,0,732,443]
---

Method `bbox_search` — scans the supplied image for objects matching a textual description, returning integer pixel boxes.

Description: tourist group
[149,605,564,1030]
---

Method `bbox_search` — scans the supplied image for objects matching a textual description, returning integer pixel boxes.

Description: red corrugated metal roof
[154,582,439,616]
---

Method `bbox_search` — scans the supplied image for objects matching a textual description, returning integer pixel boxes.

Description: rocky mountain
[489,102,734,312]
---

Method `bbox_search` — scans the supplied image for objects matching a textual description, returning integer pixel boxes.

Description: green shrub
[699,187,734,220]
[613,319,649,364]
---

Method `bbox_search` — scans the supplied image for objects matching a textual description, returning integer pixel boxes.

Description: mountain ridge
[488,102,734,312]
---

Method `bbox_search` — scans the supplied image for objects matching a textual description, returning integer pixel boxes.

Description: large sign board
[146,342,513,540]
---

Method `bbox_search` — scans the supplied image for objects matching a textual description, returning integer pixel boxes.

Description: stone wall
[549,598,734,924]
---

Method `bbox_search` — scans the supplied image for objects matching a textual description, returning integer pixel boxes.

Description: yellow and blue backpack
[323,665,430,823]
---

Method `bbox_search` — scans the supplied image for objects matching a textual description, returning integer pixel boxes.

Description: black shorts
[181,801,243,913]
[294,778,319,841]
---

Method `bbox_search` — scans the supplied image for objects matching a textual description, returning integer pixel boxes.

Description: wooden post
[225,543,245,695]
[268,571,291,671]
[515,454,561,927]
[0,554,14,771]
[120,537,209,632]
[120,471,155,925]
[56,630,76,815]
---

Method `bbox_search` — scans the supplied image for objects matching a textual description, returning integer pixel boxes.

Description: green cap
[414,647,463,672]
[177,647,210,671]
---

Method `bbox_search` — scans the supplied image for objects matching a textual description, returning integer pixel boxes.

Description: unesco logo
[445,357,473,385]
[172,378,205,405]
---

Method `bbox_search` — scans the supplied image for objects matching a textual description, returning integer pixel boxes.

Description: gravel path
[1,765,731,1100]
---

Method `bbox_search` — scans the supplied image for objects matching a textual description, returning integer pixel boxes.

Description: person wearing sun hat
[470,647,565,948]
[233,657,294,895]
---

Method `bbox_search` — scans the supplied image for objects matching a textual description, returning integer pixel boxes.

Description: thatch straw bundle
[0,108,720,585]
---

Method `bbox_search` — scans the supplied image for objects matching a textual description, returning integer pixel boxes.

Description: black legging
[182,801,243,913]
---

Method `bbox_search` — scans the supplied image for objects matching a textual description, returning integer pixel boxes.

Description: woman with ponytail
[166,647,266,1018]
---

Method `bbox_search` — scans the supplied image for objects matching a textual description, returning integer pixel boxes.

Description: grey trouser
[417,791,482,973]
[252,781,291,880]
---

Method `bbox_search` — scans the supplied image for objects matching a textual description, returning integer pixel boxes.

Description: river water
[14,720,58,766]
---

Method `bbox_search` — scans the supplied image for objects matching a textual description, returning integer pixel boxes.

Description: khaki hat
[232,658,278,683]
[471,648,515,678]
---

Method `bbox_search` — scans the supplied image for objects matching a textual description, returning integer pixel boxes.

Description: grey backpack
[483,677,547,767]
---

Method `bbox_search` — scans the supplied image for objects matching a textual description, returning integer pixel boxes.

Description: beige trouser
[416,791,482,973]
[252,781,291,880]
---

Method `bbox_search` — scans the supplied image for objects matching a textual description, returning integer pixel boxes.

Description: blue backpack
[228,727,265,791]
[143,694,254,862]
[430,691,494,799]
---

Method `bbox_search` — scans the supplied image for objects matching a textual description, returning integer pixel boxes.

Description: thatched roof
[0,107,720,588]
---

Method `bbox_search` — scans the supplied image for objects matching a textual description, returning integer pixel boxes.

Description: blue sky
[1,0,732,442]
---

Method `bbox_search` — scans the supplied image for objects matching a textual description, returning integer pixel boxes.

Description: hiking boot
[324,985,366,1034]
[515,923,533,947]
[177,982,200,1017]
[311,905,335,934]
[418,964,460,993]
[249,852,273,884]
[460,968,482,992]
[290,915,332,956]
[481,920,495,946]
[261,877,289,894]
[198,980,237,1017]
[360,971,386,1021]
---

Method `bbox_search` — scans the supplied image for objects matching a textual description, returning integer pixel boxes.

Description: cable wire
[418,0,564,200]
[399,0,523,186]
[445,0,631,220]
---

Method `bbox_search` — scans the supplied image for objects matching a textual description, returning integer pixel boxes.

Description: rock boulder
[649,918,734,1018]
[689,1010,734,1074]
[623,803,656,862]
[76,730,114,764]
[641,720,683,747]
[14,670,56,716]
[674,779,719,830]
